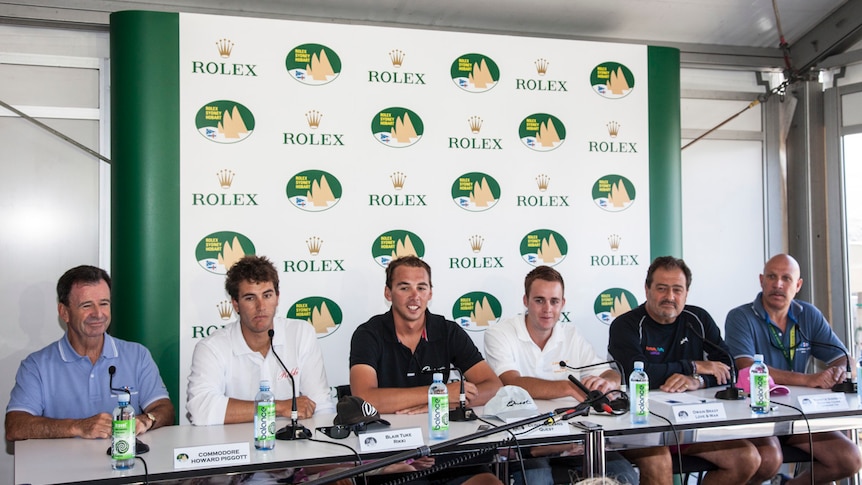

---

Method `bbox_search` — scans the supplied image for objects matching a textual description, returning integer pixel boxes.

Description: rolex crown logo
[536,174,550,192]
[306,110,323,129]
[468,116,483,134]
[607,121,620,138]
[216,38,234,58]
[217,300,233,320]
[389,49,405,67]
[535,58,549,76]
[469,235,484,253]
[306,236,323,256]
[390,171,406,190]
[217,169,235,189]
[608,234,621,251]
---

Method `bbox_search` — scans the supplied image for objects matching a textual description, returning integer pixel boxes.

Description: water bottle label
[633,382,649,416]
[255,402,276,441]
[112,418,135,460]
[752,374,770,407]
[429,395,449,431]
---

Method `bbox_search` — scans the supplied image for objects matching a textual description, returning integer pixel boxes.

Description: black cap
[333,396,390,426]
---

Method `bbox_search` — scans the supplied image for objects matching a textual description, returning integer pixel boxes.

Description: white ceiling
[1,0,861,69]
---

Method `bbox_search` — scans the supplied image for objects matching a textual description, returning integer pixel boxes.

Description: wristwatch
[146,412,157,429]
[692,374,705,389]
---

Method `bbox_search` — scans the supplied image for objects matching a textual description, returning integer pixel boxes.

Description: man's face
[384,265,432,325]
[232,280,279,336]
[644,267,688,324]
[59,280,111,342]
[523,279,565,333]
[759,256,803,313]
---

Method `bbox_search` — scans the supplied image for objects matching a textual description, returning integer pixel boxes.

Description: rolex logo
[469,235,484,253]
[306,236,323,256]
[608,234,621,251]
[536,174,550,192]
[389,49,405,67]
[306,110,322,129]
[217,300,233,320]
[468,116,483,134]
[535,58,549,76]
[607,121,620,138]
[216,38,234,58]
[217,169,235,189]
[390,171,406,190]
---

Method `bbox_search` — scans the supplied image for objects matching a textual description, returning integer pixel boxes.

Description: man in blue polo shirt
[5,265,174,441]
[725,253,862,484]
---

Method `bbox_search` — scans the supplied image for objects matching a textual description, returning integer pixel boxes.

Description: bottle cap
[754,354,764,362]
[260,380,271,390]
[633,361,644,370]
[432,372,443,382]
[117,391,131,404]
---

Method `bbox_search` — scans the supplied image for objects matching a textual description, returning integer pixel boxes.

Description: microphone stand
[448,366,477,421]
[559,360,629,412]
[795,327,857,393]
[268,329,311,440]
[685,322,744,400]
[303,409,572,485]
[107,366,150,454]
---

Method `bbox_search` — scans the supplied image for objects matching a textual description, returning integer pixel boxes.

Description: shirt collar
[751,292,802,325]
[58,332,116,363]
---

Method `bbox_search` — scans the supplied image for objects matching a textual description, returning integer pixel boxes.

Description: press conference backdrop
[109,11,681,422]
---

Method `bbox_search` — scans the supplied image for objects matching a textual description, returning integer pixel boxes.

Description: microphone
[420,366,476,421]
[795,326,856,393]
[559,360,629,412]
[267,329,311,440]
[685,321,744,400]
[105,366,149,455]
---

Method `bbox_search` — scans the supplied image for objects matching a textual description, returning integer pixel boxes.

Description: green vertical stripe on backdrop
[110,11,180,419]
[647,46,683,260]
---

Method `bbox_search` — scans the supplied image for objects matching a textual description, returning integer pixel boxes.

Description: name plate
[174,442,251,469]
[798,393,850,413]
[667,402,727,424]
[513,420,570,437]
[359,426,424,452]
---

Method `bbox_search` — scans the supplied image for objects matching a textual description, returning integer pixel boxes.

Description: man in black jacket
[608,256,782,485]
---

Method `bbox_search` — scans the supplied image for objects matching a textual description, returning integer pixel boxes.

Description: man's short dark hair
[385,256,432,289]
[56,265,111,305]
[645,256,692,289]
[225,255,280,300]
[524,265,565,297]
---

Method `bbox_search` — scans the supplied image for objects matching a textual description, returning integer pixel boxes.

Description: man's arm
[460,360,502,406]
[499,370,583,400]
[5,411,112,441]
[736,356,847,388]
[350,364,431,414]
[222,396,316,424]
[138,398,175,434]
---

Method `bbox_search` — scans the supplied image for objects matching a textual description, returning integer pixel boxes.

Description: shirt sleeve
[483,322,517,376]
[724,306,757,361]
[186,339,230,426]
[803,304,847,364]
[449,323,484,374]
[295,323,336,414]
[133,344,171,412]
[6,355,45,416]
[349,323,382,372]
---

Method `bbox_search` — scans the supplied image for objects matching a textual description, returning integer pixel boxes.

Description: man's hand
[279,396,316,419]
[806,366,845,388]
[695,360,731,385]
[75,413,113,439]
[395,403,428,414]
[660,373,699,393]
[447,381,479,405]
[582,375,615,395]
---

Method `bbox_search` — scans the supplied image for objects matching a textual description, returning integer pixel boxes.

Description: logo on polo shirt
[590,62,635,98]
[519,229,568,266]
[286,170,342,211]
[371,230,426,267]
[592,174,636,212]
[286,43,342,85]
[287,297,343,337]
[594,288,638,324]
[451,172,500,211]
[452,292,502,331]
[195,231,256,274]
[195,100,255,143]
[450,53,499,92]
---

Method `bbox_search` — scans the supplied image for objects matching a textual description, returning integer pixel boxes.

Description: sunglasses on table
[315,422,367,439]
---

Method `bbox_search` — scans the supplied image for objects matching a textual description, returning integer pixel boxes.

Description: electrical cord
[378,439,507,485]
[476,416,528,485]
[648,410,684,480]
[280,436,364,484]
[771,401,815,485]
[133,455,149,484]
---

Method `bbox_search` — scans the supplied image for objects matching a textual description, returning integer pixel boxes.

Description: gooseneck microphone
[684,321,744,400]
[448,366,477,422]
[267,329,311,440]
[559,360,627,413]
[105,366,150,454]
[795,326,857,393]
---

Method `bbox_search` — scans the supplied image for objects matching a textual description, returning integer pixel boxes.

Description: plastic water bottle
[111,392,136,470]
[428,372,449,440]
[856,355,862,407]
[750,354,770,414]
[629,361,649,424]
[254,380,276,450]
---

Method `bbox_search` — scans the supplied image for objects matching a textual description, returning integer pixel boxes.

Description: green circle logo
[371,107,424,147]
[592,174,636,212]
[451,172,500,211]
[195,231,256,274]
[287,297,343,338]
[518,113,566,151]
[371,230,426,267]
[285,43,342,85]
[590,62,635,98]
[519,229,568,266]
[450,53,500,93]
[195,100,255,144]
[593,288,638,324]
[285,170,342,211]
[452,292,502,331]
